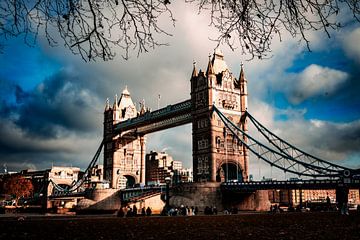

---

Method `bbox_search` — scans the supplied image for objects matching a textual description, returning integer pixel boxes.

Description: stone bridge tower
[103,87,146,189]
[191,49,249,183]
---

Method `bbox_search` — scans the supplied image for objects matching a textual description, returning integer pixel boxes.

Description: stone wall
[82,189,121,210]
[170,183,270,212]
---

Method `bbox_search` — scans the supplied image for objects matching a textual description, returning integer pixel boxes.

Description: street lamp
[165,176,171,212]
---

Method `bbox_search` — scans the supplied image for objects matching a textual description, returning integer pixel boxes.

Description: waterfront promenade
[0,212,359,240]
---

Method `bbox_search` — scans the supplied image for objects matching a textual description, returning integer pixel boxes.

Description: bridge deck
[114,99,192,135]
[221,179,360,192]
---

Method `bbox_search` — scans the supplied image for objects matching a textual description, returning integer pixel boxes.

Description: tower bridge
[48,49,359,211]
[103,48,249,189]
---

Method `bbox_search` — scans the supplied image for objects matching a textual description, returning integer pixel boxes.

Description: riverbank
[0,212,359,239]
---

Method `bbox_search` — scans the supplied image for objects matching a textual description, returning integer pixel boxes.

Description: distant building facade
[268,189,360,206]
[2,166,82,209]
[145,151,193,185]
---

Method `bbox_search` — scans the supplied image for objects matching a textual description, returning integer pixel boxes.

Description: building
[268,189,360,206]
[88,164,110,189]
[103,87,147,189]
[175,168,193,183]
[145,151,193,185]
[1,166,82,209]
[190,49,248,182]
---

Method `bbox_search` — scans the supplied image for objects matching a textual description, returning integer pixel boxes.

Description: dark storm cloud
[13,69,102,139]
[0,67,104,172]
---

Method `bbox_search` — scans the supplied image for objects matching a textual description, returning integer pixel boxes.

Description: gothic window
[198,139,209,150]
[199,119,208,128]
[203,157,209,174]
[216,137,221,149]
[197,157,203,174]
[197,156,209,174]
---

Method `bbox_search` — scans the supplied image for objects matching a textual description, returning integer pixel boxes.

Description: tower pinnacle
[206,54,215,76]
[191,60,198,78]
[105,98,110,111]
[113,94,118,110]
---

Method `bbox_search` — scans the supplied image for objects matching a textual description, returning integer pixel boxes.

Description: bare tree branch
[0,0,175,61]
[187,0,360,60]
[0,0,359,61]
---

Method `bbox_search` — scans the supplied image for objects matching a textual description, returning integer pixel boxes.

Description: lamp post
[165,176,171,212]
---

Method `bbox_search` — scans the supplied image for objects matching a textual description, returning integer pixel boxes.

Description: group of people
[164,205,199,216]
[117,205,152,217]
[223,207,239,215]
[204,206,218,215]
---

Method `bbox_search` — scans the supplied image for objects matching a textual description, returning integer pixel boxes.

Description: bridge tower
[191,49,249,182]
[103,87,146,189]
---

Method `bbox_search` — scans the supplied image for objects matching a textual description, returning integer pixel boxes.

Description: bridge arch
[116,173,138,189]
[216,161,243,182]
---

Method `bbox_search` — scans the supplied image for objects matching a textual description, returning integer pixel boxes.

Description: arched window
[216,137,221,149]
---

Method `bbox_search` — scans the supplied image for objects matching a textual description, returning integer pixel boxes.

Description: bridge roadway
[221,178,360,193]
[49,178,360,199]
[113,99,192,135]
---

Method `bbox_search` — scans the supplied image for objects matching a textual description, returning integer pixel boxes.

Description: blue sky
[0,2,359,179]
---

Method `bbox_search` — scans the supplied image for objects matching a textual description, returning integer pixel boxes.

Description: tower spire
[105,98,110,111]
[191,60,198,78]
[206,54,215,76]
[113,94,118,110]
[239,62,245,82]
[239,62,248,113]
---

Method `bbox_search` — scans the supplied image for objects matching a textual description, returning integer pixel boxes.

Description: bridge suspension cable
[213,106,341,179]
[50,140,104,194]
[245,111,350,173]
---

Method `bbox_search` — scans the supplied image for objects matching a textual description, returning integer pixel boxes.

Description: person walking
[146,206,152,216]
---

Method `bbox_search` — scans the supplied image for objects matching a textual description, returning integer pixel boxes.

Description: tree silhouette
[0,0,359,61]
[2,175,34,206]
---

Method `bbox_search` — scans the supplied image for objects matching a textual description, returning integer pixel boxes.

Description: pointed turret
[212,48,228,74]
[121,85,130,98]
[239,62,245,83]
[113,94,118,110]
[239,62,248,112]
[191,60,198,78]
[118,86,137,120]
[206,54,215,76]
[105,98,110,111]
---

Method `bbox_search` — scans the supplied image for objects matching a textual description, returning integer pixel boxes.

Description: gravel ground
[0,212,359,240]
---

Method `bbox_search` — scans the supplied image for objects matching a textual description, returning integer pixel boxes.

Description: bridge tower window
[216,137,221,149]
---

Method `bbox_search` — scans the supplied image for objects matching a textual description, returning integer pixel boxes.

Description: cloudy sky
[0,2,359,180]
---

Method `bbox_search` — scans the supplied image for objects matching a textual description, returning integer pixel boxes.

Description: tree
[2,175,34,207]
[0,0,359,61]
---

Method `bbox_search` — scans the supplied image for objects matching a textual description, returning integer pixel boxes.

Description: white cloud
[287,64,348,104]
[343,27,360,64]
